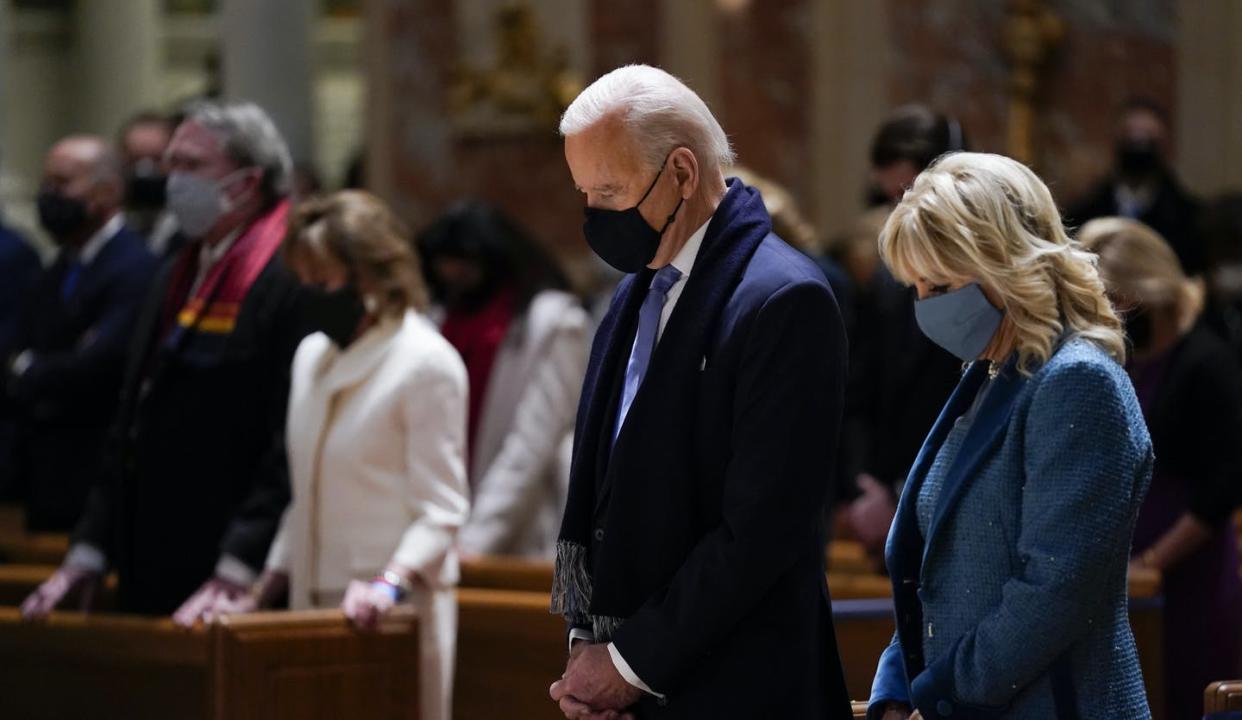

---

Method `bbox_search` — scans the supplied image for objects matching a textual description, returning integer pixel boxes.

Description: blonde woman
[232,192,469,720]
[866,153,1153,720]
[1080,217,1242,720]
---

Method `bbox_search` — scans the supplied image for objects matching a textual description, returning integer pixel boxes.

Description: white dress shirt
[569,215,712,699]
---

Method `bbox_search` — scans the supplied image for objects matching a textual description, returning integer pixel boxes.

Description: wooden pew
[1206,679,1242,714]
[454,586,873,717]
[0,607,421,719]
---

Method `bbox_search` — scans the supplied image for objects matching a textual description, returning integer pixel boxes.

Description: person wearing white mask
[21,100,310,622]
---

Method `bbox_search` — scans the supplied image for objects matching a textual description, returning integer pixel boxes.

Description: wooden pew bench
[0,606,421,720]
[1205,679,1242,715]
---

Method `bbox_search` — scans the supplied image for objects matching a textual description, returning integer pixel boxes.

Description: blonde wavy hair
[879,152,1126,372]
[1077,217,1205,333]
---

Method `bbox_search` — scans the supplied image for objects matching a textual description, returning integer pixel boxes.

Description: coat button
[593,528,605,541]
[937,700,954,716]
[656,697,668,707]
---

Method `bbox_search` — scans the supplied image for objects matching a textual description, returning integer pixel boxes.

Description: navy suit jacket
[9,223,156,530]
[556,181,853,718]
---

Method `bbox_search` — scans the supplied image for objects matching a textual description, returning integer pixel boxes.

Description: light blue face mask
[913,283,1003,361]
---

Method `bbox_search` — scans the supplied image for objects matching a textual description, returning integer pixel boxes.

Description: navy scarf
[552,179,774,638]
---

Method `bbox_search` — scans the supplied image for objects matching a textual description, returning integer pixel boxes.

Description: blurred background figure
[835,105,966,565]
[0,150,41,502]
[117,111,182,259]
[1200,193,1242,362]
[7,135,155,532]
[1081,217,1242,720]
[21,101,307,621]
[418,201,588,559]
[1068,99,1204,275]
[241,191,468,720]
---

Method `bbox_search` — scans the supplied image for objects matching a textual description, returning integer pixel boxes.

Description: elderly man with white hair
[548,65,853,718]
[22,101,310,622]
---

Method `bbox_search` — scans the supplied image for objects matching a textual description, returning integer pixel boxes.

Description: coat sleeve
[10,253,156,407]
[458,310,588,555]
[609,280,847,693]
[390,350,471,588]
[217,269,303,571]
[867,632,911,718]
[1182,347,1242,525]
[908,359,1153,720]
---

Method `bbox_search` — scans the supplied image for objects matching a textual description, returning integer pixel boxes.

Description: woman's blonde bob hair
[1077,216,1206,333]
[283,190,429,315]
[879,152,1126,372]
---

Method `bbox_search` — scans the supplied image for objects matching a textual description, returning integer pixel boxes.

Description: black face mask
[1125,306,1153,353]
[304,284,367,348]
[37,190,90,242]
[582,156,684,273]
[128,173,167,209]
[1116,140,1161,181]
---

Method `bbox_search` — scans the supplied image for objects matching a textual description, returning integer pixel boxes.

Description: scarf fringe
[551,539,593,622]
[550,539,626,641]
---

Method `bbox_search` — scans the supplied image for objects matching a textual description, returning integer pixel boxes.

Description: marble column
[74,0,161,137]
[220,0,315,164]
[1177,0,1242,196]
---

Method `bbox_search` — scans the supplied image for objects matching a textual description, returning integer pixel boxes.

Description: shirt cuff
[215,554,258,587]
[64,543,106,573]
[607,642,664,698]
[568,628,595,653]
[10,350,33,378]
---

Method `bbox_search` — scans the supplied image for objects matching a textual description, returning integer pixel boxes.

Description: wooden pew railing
[0,606,421,720]
[1206,679,1242,715]
[0,554,1164,719]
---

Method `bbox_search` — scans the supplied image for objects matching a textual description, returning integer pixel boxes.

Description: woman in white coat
[418,202,588,559]
[238,191,470,720]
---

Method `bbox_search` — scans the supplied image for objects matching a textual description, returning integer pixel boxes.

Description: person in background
[230,191,469,720]
[0,149,43,501]
[1067,98,1203,275]
[1080,217,1242,720]
[1200,193,1242,362]
[840,105,965,565]
[6,136,156,532]
[21,101,306,621]
[867,153,1152,720]
[118,111,181,259]
[418,201,588,559]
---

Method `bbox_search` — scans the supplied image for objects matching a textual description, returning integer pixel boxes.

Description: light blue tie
[613,265,683,445]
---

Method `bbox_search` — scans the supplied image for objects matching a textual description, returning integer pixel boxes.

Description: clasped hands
[549,641,642,719]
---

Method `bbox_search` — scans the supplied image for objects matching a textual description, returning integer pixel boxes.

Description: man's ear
[671,147,699,199]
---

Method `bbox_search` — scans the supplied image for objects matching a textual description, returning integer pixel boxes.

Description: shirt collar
[199,227,243,270]
[668,216,711,279]
[76,213,124,265]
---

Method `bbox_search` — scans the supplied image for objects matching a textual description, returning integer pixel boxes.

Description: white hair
[185,100,293,204]
[559,64,735,173]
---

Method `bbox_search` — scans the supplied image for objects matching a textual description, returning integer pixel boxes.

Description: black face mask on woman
[582,155,684,273]
[304,284,367,348]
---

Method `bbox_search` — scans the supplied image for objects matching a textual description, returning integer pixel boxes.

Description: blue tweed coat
[868,337,1154,720]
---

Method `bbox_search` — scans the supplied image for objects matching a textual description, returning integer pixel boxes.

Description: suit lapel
[921,360,1028,563]
[888,361,987,582]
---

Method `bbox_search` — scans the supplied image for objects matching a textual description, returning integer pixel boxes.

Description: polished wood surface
[0,607,421,720]
[1205,679,1242,713]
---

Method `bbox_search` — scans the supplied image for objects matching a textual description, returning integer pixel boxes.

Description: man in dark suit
[21,101,306,621]
[7,136,156,531]
[0,200,42,500]
[547,65,853,719]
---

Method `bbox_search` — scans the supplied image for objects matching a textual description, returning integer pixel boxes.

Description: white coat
[456,289,589,559]
[267,310,469,720]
